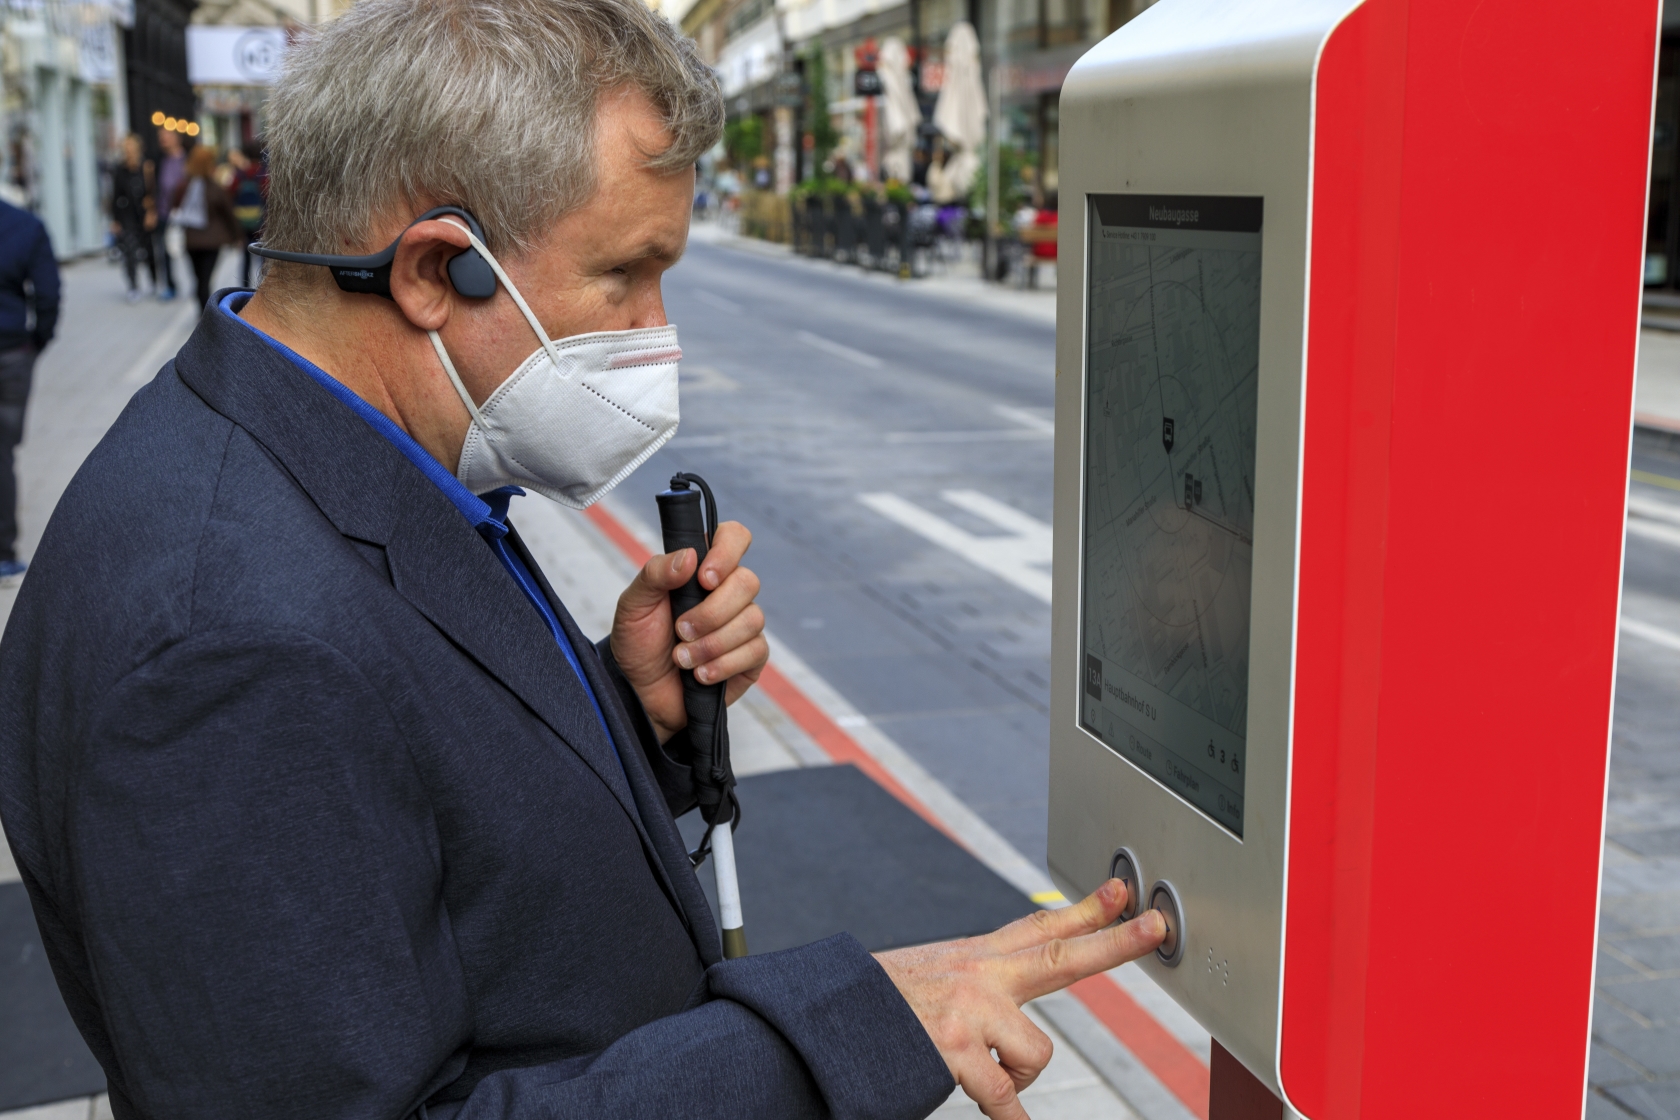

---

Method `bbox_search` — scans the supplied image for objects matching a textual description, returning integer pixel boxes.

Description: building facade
[678,0,1156,210]
[188,0,352,151]
[125,0,193,145]
[2,0,133,257]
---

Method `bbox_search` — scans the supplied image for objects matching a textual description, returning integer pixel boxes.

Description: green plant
[794,171,848,200]
[724,116,764,166]
[970,142,1038,221]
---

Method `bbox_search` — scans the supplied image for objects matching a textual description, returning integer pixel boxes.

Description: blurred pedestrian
[153,128,186,300]
[169,143,239,308]
[0,197,57,580]
[227,140,268,287]
[108,134,155,302]
[1027,191,1057,289]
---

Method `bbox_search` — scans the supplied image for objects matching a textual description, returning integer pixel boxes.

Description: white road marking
[1628,493,1680,527]
[884,402,1055,444]
[1627,517,1680,550]
[693,289,744,314]
[1622,616,1680,653]
[796,329,884,369]
[859,489,1053,603]
[992,403,1056,433]
[882,428,1052,444]
[678,365,741,392]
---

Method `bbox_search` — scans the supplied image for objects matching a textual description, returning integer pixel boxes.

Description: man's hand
[876,879,1167,1120]
[609,520,768,743]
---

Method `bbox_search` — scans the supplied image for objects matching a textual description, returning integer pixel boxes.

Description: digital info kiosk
[1048,0,1657,1115]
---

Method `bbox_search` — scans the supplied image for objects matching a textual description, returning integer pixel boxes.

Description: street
[0,227,1677,1119]
[621,227,1060,865]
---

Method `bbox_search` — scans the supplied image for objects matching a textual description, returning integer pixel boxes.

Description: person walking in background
[152,128,185,301]
[169,144,239,308]
[227,140,267,287]
[108,135,155,303]
[0,198,57,581]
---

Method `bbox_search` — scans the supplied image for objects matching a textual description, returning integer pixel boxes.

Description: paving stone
[1604,893,1680,936]
[1611,933,1680,974]
[1599,949,1649,983]
[1589,1089,1641,1120]
[1597,1025,1680,1078]
[1615,830,1680,859]
[1594,1040,1654,1084]
[1605,1080,1680,1120]
[1605,978,1680,1026]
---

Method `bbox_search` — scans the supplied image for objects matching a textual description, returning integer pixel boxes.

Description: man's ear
[388,218,476,332]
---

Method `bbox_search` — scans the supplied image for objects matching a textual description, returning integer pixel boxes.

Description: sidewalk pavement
[0,249,1187,1119]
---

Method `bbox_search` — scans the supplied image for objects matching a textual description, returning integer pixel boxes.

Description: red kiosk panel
[1282,1,1657,1115]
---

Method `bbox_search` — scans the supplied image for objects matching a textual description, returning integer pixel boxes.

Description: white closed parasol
[878,37,922,184]
[931,21,986,203]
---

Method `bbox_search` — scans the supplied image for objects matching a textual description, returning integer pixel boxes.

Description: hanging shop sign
[186,26,288,87]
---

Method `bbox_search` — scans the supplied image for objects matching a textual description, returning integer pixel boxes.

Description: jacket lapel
[170,300,645,835]
[506,528,721,965]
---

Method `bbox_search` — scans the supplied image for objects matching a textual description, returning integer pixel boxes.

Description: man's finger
[618,548,697,617]
[986,879,1128,955]
[1007,909,1167,1005]
[697,520,752,591]
[956,1050,1032,1120]
[688,634,769,687]
[989,1009,1054,1093]
[676,606,765,673]
[676,566,761,641]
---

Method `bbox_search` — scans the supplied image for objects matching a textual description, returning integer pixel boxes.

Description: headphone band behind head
[248,206,498,300]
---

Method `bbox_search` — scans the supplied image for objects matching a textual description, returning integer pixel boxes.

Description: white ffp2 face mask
[428,224,680,509]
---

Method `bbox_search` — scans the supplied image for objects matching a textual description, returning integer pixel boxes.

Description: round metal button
[1149,880,1186,967]
[1109,847,1144,921]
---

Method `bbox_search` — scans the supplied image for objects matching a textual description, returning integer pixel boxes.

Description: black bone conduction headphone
[248,206,499,301]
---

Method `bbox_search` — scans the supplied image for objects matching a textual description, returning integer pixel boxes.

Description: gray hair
[259,0,722,262]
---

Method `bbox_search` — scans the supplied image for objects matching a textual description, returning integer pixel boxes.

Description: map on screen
[1079,194,1261,837]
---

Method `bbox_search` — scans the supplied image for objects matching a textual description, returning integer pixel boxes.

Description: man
[152,126,184,300]
[0,195,57,580]
[0,2,1163,1118]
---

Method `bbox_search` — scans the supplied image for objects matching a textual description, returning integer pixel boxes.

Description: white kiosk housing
[1048,0,1656,1113]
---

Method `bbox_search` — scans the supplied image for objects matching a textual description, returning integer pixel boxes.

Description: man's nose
[632,284,667,329]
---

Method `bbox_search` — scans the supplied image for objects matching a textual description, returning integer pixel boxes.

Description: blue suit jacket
[0,300,951,1119]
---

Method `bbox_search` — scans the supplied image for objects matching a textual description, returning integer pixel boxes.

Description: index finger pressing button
[1109,847,1144,922]
[1149,880,1185,967]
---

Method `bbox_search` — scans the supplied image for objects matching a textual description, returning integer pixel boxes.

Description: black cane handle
[655,474,736,831]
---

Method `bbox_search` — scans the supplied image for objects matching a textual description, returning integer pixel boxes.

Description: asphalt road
[618,235,1062,866]
[616,233,1680,1116]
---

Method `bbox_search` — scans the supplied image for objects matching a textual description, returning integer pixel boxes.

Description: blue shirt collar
[217,291,518,538]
